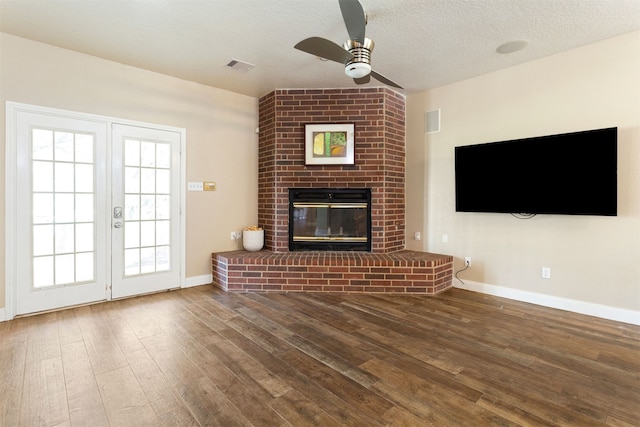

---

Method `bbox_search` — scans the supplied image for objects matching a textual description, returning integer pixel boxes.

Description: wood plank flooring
[1,285,638,426]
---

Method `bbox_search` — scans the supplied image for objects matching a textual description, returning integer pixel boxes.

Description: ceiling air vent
[225,59,255,72]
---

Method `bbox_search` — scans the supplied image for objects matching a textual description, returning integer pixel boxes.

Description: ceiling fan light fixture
[345,62,371,78]
[293,1,402,88]
[343,37,374,78]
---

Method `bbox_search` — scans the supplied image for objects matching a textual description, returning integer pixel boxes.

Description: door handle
[113,206,122,219]
[113,222,122,229]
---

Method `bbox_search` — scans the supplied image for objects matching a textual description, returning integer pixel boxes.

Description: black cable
[511,213,537,219]
[454,263,469,285]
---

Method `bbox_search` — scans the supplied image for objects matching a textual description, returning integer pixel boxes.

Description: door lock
[113,206,123,219]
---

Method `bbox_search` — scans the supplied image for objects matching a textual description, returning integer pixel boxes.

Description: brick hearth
[211,87,453,295]
[212,250,453,294]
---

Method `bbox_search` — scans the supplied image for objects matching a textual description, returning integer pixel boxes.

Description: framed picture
[305,123,355,165]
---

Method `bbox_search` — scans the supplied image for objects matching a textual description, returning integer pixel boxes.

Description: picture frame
[305,123,355,165]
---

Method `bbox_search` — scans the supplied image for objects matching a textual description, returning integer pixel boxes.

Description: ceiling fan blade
[294,37,354,64]
[370,70,403,89]
[339,0,366,44]
[353,75,370,85]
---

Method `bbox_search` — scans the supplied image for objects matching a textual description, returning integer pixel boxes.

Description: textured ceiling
[1,0,639,98]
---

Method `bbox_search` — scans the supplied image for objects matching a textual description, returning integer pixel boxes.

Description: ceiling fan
[294,0,403,89]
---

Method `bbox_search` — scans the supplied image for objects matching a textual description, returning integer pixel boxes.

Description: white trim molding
[185,274,213,288]
[455,280,640,326]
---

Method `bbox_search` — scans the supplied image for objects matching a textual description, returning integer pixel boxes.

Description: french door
[7,104,183,316]
[111,124,181,299]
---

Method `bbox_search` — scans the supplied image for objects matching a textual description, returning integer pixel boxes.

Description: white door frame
[4,101,186,320]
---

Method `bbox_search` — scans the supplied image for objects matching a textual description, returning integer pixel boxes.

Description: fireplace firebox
[289,188,372,251]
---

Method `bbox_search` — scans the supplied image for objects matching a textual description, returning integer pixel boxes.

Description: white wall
[1,33,259,309]
[406,31,640,322]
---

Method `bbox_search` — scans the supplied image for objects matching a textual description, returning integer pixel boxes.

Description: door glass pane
[75,223,94,252]
[75,194,94,222]
[33,256,54,288]
[33,225,54,256]
[156,221,170,245]
[124,221,140,249]
[156,195,170,219]
[141,168,155,193]
[156,143,170,168]
[33,129,53,160]
[54,224,75,254]
[75,134,93,163]
[140,221,156,247]
[125,167,140,193]
[55,254,75,285]
[33,193,54,224]
[140,195,155,220]
[125,248,140,275]
[140,247,155,274]
[140,141,155,167]
[156,246,170,271]
[75,164,93,193]
[76,252,94,282]
[122,138,172,276]
[125,195,140,220]
[156,170,170,194]
[33,161,53,192]
[125,139,140,166]
[32,128,96,288]
[55,194,74,223]
[55,163,75,192]
[54,132,74,162]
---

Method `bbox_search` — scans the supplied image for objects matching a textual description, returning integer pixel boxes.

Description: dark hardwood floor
[1,285,638,426]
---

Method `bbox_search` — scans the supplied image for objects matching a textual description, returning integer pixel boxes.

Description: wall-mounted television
[454,127,617,216]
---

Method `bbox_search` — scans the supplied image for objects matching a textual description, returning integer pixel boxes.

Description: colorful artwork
[312,131,347,158]
[305,124,354,165]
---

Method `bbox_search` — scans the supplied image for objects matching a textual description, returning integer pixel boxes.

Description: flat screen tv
[455,127,617,216]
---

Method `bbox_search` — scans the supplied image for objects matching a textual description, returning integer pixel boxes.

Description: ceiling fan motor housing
[343,38,374,78]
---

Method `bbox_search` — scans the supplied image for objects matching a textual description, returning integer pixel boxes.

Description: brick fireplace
[258,87,406,252]
[212,87,453,294]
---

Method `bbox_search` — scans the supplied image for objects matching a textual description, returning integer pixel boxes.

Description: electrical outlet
[230,231,236,240]
[542,267,551,279]
[465,257,471,267]
[230,231,242,240]
[414,231,421,241]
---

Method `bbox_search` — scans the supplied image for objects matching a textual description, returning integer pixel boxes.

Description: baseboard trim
[455,280,640,326]
[185,274,213,288]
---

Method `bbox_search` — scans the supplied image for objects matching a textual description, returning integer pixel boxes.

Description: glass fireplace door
[289,187,372,251]
[292,202,368,242]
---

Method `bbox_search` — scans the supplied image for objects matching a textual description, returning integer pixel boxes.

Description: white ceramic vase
[243,229,264,252]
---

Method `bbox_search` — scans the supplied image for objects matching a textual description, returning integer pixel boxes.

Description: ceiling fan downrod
[343,38,374,78]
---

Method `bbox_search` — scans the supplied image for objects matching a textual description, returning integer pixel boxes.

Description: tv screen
[455,127,617,216]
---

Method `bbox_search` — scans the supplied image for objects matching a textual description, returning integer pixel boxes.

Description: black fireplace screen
[289,188,371,251]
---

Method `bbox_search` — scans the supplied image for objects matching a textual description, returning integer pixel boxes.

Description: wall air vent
[225,59,255,72]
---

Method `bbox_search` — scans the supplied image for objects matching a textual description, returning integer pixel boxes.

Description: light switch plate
[187,181,203,191]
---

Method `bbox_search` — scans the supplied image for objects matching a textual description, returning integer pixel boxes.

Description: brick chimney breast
[257,88,406,253]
